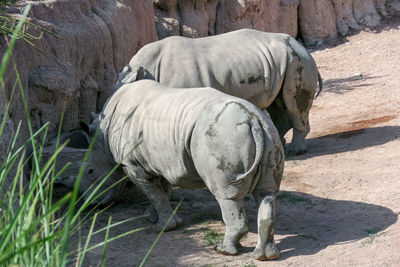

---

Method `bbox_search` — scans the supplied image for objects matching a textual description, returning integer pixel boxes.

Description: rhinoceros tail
[314,72,323,99]
[234,117,264,186]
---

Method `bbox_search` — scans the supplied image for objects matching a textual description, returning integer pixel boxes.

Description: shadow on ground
[321,74,381,95]
[72,188,398,266]
[272,191,398,260]
[288,126,400,161]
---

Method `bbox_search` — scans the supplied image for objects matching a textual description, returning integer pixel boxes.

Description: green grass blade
[139,198,184,267]
[0,79,16,138]
[0,232,63,264]
[83,227,146,254]
[101,216,112,267]
[78,212,98,267]
[0,142,67,252]
[0,5,31,84]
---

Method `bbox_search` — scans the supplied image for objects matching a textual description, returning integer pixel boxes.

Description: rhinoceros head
[75,114,126,205]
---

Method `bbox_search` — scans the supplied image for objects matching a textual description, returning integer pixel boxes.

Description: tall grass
[0,5,178,266]
[0,2,60,55]
[0,5,141,266]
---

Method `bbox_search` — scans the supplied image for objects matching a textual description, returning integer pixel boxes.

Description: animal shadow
[290,125,400,160]
[245,191,398,260]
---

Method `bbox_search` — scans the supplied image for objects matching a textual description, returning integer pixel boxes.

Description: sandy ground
[74,17,400,267]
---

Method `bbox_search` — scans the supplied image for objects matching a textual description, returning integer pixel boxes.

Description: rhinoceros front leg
[252,191,279,260]
[124,167,182,231]
[215,198,249,255]
[144,180,172,223]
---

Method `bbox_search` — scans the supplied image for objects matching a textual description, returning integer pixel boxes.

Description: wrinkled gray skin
[77,80,284,260]
[116,29,322,156]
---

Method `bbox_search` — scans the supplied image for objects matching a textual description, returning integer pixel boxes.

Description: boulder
[215,0,280,34]
[154,0,218,39]
[154,0,300,39]
[278,0,300,37]
[332,0,360,36]
[389,0,400,13]
[1,0,157,143]
[353,0,381,27]
[375,0,389,16]
[299,0,337,45]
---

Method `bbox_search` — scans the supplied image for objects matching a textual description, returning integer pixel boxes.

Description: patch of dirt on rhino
[73,18,400,266]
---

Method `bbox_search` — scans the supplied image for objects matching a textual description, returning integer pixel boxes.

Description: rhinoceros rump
[116,29,322,156]
[76,80,284,260]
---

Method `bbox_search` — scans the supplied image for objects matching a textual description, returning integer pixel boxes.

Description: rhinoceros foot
[284,142,307,156]
[215,242,243,256]
[144,205,158,223]
[253,242,280,261]
[157,214,183,231]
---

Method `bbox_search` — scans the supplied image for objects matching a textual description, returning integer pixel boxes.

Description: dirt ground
[76,17,400,266]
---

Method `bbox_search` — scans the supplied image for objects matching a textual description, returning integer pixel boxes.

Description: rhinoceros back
[102,80,257,187]
[125,30,292,109]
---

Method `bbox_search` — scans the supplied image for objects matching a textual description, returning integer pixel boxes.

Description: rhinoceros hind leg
[284,129,308,156]
[124,167,182,231]
[144,205,158,223]
[252,191,279,261]
[215,198,248,256]
[144,179,174,223]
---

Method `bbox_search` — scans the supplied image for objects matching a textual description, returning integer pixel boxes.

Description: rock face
[332,0,360,36]
[154,0,218,38]
[299,0,337,44]
[215,0,281,34]
[154,0,395,44]
[353,0,382,27]
[1,0,157,144]
[154,0,301,39]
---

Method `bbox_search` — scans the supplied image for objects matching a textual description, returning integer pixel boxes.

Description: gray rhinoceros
[77,80,284,260]
[116,29,322,156]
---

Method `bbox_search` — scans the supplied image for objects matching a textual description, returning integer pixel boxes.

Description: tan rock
[353,0,381,27]
[154,0,218,39]
[388,0,400,13]
[278,0,299,37]
[154,0,181,39]
[179,0,218,38]
[375,0,388,16]
[1,0,157,142]
[216,0,280,34]
[299,0,337,44]
[332,0,360,36]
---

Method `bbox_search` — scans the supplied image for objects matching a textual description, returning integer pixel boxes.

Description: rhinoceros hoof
[214,242,242,256]
[156,214,183,231]
[253,243,280,261]
[144,205,158,223]
[284,143,307,156]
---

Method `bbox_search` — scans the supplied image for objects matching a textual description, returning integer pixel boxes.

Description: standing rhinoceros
[76,80,284,260]
[116,29,322,156]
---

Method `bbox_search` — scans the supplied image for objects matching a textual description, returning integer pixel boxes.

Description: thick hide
[116,29,320,155]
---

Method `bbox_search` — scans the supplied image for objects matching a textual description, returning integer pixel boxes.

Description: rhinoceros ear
[123,66,145,83]
[90,111,99,122]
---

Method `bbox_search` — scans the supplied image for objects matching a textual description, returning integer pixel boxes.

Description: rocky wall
[154,0,400,44]
[0,0,157,143]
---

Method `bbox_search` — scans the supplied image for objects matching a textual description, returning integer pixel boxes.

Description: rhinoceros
[76,80,284,260]
[116,29,322,156]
